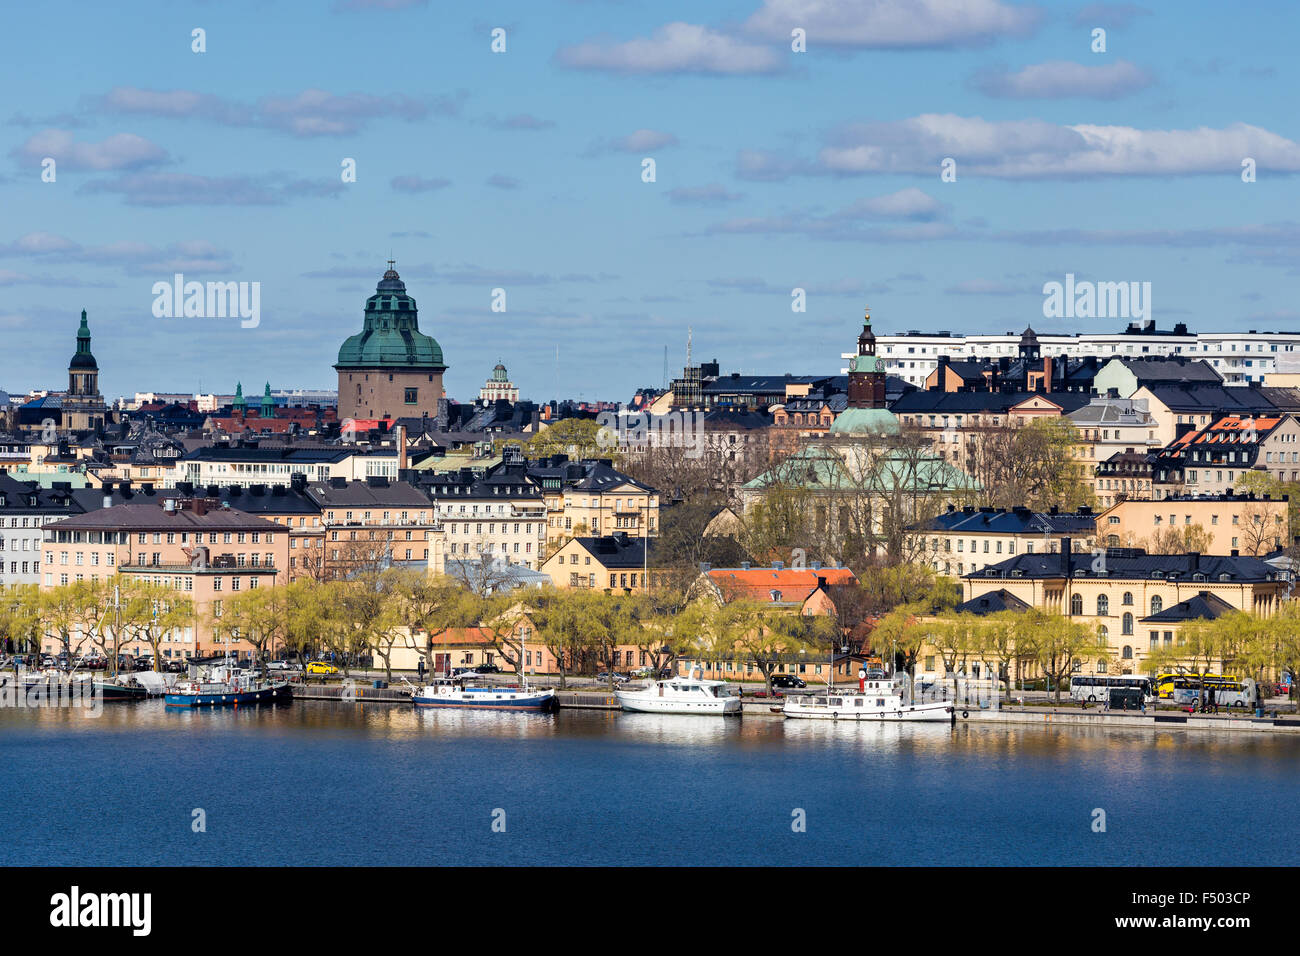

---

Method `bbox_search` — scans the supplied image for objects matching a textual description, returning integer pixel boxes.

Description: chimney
[1060,537,1072,574]
[164,498,176,513]
[1230,548,1239,557]
[396,424,407,472]
[1189,551,1199,572]
[102,494,112,510]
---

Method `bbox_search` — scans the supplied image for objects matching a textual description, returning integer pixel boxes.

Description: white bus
[1069,674,1153,704]
[1172,676,1257,709]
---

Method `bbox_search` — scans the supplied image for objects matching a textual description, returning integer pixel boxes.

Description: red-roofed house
[688,563,857,616]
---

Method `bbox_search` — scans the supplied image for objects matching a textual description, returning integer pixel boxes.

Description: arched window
[1122,591,1134,606]
[1122,612,1134,636]
[1070,594,1083,616]
[1122,645,1133,660]
[1098,625,1109,641]
[1097,594,1109,616]
[1150,595,1163,615]
[1097,659,1108,674]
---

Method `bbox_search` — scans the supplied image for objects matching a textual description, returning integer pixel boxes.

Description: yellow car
[306,661,339,675]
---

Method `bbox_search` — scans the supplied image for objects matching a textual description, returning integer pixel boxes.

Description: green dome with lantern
[335,265,447,371]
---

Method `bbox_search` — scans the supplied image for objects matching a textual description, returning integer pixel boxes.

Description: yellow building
[1095,494,1288,557]
[960,539,1285,675]
[538,533,654,593]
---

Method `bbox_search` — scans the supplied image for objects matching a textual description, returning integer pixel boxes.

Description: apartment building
[172,444,399,488]
[308,476,434,577]
[40,498,289,659]
[0,476,85,587]
[1153,414,1300,495]
[526,455,659,557]
[910,505,1098,578]
[1069,396,1161,508]
[419,458,546,572]
[853,323,1300,388]
[1095,494,1288,556]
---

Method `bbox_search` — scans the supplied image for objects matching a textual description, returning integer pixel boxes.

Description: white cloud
[973,60,1154,99]
[816,115,1300,177]
[745,0,1041,49]
[557,22,783,75]
[588,129,680,155]
[10,129,168,171]
[92,86,462,137]
[667,183,744,204]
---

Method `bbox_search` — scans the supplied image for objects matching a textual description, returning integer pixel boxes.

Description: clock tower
[846,307,887,409]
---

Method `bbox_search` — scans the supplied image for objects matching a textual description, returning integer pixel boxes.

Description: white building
[844,322,1300,388]
[479,363,519,404]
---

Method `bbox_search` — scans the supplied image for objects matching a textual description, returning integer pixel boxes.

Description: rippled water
[1,701,1294,865]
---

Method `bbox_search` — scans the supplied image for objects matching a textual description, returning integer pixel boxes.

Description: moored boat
[781,675,954,722]
[408,674,556,712]
[615,672,741,715]
[164,673,292,708]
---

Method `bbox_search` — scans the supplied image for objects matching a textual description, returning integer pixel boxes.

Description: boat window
[877,699,885,706]
[855,698,863,706]
[829,698,842,706]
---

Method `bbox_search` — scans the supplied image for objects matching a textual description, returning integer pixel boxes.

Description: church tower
[64,310,106,432]
[846,307,887,409]
[335,263,447,421]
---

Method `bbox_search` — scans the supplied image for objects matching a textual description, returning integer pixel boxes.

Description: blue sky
[2,0,1298,404]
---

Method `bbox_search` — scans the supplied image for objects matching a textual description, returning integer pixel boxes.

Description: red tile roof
[707,566,856,604]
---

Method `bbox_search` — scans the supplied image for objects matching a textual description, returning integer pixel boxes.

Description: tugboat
[164,659,292,708]
[615,667,741,715]
[407,673,556,712]
[781,670,954,722]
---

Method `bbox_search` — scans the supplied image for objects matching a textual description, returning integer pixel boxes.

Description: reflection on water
[1,701,1297,866]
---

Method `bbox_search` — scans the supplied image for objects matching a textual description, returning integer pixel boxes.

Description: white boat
[781,676,954,722]
[409,674,557,712]
[615,673,741,715]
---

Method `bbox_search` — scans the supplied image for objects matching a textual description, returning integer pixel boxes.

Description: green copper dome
[335,267,447,371]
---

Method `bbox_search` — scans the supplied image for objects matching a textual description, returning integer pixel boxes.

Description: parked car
[595,671,629,684]
[163,659,187,673]
[306,661,339,675]
[473,663,500,674]
[267,660,294,672]
[770,674,806,689]
[452,666,476,677]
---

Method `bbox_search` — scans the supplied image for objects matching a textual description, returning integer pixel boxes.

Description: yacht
[615,671,741,715]
[782,676,953,722]
[409,674,557,712]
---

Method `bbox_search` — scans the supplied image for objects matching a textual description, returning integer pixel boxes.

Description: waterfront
[1,701,1296,867]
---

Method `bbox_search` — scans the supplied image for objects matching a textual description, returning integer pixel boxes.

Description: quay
[286,680,1300,732]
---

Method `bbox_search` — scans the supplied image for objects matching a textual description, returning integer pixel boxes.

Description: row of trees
[870,600,1300,704]
[0,578,193,676]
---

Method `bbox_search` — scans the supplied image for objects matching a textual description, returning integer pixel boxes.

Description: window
[1150,595,1163,615]
[1070,594,1082,616]
[1122,591,1133,606]
[1096,594,1109,616]
[1122,612,1133,635]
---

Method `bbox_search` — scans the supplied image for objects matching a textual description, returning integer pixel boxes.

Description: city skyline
[3,0,1299,402]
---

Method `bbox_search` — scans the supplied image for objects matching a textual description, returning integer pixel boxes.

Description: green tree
[526,418,609,461]
[119,579,195,673]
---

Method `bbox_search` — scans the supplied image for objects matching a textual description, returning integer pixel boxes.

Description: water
[1,701,1295,866]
